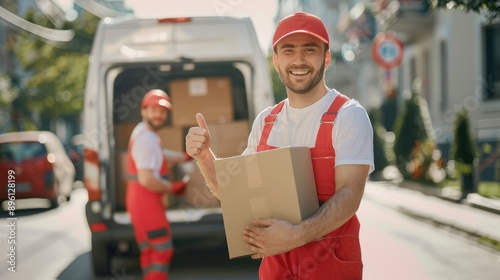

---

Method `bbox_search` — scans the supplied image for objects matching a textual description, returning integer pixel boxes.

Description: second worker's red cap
[141,89,172,109]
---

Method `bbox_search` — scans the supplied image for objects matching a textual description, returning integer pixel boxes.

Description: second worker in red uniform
[126,89,190,280]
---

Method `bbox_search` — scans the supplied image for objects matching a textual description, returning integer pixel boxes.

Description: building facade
[275,0,500,188]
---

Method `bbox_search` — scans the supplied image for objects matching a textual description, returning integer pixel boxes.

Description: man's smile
[290,69,311,76]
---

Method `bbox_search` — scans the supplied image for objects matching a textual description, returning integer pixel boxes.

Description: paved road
[1,184,499,280]
[360,184,500,280]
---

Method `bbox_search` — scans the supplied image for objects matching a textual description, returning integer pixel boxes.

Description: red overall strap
[258,100,286,147]
[314,94,350,148]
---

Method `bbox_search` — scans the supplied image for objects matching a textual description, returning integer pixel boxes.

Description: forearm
[163,149,188,163]
[293,184,364,245]
[292,164,369,245]
[195,149,220,199]
[138,175,170,193]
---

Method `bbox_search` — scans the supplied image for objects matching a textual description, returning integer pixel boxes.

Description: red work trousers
[126,183,173,280]
[258,217,362,280]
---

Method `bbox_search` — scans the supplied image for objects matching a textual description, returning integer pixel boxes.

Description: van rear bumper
[85,201,226,244]
[171,213,226,241]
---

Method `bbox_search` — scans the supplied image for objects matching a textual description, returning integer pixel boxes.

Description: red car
[0,131,75,209]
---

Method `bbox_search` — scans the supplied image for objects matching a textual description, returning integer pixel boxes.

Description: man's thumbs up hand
[185,113,211,160]
[196,113,209,131]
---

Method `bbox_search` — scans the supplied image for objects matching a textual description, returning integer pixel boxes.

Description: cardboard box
[157,126,187,152]
[214,146,319,259]
[209,120,249,158]
[169,76,233,126]
[114,123,137,151]
[118,125,188,152]
[115,151,129,210]
[177,162,221,208]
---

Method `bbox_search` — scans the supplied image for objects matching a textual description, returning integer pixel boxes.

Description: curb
[365,180,500,252]
[466,193,500,215]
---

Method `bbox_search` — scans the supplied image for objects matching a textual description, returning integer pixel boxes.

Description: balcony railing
[374,0,436,41]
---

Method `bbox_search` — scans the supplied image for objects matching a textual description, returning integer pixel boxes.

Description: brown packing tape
[244,152,264,189]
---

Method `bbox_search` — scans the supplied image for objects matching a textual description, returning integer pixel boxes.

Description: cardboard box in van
[178,163,221,208]
[157,126,188,152]
[209,120,249,158]
[115,123,137,150]
[115,151,129,210]
[214,146,319,259]
[116,124,187,152]
[170,76,233,126]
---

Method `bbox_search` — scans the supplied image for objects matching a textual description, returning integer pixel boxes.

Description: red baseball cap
[272,12,329,49]
[141,89,172,109]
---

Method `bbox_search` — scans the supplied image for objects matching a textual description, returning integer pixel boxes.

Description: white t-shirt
[130,122,164,179]
[243,89,375,173]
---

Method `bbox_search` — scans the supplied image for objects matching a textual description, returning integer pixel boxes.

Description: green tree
[450,108,477,175]
[0,74,18,109]
[430,0,500,20]
[0,74,19,131]
[450,108,478,196]
[393,91,441,182]
[368,108,392,178]
[12,9,99,122]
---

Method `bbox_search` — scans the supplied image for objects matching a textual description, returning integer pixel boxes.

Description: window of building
[484,24,500,100]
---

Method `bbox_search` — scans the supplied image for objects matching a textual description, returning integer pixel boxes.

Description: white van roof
[92,16,263,64]
[83,15,274,153]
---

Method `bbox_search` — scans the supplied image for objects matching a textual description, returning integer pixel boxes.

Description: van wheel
[92,241,111,276]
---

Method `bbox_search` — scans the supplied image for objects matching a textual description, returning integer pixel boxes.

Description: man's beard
[278,60,325,95]
[147,119,164,131]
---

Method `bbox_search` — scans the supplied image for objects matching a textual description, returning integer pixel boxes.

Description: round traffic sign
[371,32,404,69]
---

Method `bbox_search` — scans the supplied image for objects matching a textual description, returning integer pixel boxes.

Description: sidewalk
[363,179,500,252]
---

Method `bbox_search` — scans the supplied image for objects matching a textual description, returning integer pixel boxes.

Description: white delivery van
[82,15,274,275]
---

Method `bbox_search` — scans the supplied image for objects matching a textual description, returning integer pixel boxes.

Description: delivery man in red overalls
[185,12,374,279]
[126,89,190,280]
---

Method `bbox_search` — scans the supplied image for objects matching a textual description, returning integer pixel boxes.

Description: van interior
[111,61,251,212]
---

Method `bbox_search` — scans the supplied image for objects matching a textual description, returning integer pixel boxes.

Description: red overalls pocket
[330,235,363,280]
[310,148,335,203]
[259,234,363,280]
